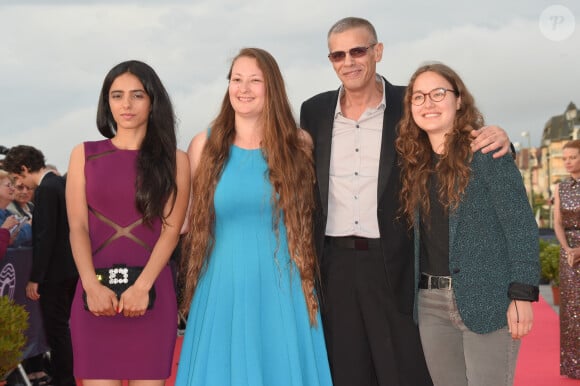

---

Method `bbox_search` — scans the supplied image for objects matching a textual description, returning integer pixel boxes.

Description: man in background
[3,145,78,386]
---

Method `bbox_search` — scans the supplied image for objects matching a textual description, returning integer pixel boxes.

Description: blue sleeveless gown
[176,145,332,385]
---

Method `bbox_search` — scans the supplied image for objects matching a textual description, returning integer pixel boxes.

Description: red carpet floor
[81,295,578,385]
[514,295,578,385]
[167,335,182,385]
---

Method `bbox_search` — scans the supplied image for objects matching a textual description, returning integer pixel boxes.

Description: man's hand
[471,125,511,158]
[26,281,40,301]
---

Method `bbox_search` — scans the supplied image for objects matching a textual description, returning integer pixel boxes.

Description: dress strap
[88,205,151,255]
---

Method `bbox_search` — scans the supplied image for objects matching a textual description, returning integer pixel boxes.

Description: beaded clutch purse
[82,264,156,310]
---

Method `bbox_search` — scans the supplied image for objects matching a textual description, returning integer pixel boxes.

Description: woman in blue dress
[176,48,332,386]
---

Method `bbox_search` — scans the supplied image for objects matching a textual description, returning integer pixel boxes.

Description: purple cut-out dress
[70,139,176,380]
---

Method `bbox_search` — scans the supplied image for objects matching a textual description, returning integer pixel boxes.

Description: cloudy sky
[1,0,578,171]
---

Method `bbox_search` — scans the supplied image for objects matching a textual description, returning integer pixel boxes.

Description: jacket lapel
[377,79,403,201]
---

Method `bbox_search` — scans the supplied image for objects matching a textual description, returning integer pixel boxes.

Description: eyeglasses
[15,184,31,192]
[1,182,14,189]
[411,88,458,106]
[328,44,377,63]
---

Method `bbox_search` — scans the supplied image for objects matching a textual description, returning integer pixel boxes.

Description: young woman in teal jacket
[396,63,540,386]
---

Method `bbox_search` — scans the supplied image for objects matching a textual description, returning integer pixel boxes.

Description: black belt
[325,236,381,250]
[419,273,452,290]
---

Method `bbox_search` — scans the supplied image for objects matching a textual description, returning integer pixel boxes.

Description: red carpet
[168,298,574,385]
[80,296,579,385]
[514,296,578,385]
[167,335,182,385]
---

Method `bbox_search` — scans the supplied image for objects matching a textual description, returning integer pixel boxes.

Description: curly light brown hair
[396,62,484,226]
[180,48,319,325]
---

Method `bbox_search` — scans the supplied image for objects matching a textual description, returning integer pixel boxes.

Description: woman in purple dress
[66,60,190,385]
[554,139,580,379]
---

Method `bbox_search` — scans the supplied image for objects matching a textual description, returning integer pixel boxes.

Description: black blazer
[30,172,78,283]
[300,78,414,314]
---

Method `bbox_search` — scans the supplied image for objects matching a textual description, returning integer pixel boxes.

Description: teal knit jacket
[413,151,540,334]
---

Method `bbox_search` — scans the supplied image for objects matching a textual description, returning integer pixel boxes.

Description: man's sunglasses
[328,44,376,63]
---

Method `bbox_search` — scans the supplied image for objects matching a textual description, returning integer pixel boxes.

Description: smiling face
[328,27,382,93]
[228,56,266,120]
[108,72,151,132]
[411,71,461,138]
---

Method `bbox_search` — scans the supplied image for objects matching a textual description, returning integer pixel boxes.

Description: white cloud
[382,18,580,144]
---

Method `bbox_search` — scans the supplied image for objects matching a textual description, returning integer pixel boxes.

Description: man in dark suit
[3,145,78,386]
[300,17,510,386]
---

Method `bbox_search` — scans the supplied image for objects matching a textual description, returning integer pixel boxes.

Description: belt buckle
[424,273,452,290]
[435,276,452,290]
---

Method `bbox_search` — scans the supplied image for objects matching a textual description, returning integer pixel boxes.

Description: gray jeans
[418,289,520,386]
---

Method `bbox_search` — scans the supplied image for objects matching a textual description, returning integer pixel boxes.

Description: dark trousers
[39,277,78,386]
[320,238,432,386]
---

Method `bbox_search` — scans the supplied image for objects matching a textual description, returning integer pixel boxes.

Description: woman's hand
[85,283,118,317]
[118,285,150,317]
[564,247,580,266]
[1,215,19,230]
[506,300,534,339]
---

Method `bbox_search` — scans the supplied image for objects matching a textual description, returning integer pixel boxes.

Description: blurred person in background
[553,139,580,379]
[0,169,32,248]
[3,145,78,386]
[1,168,50,386]
[0,170,20,258]
[8,179,35,220]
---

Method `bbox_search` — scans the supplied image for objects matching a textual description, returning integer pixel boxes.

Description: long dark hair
[96,60,177,224]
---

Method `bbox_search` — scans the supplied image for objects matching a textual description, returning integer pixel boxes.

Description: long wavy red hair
[180,48,319,325]
[396,63,484,226]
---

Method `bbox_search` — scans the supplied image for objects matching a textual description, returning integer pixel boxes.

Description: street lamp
[522,131,534,207]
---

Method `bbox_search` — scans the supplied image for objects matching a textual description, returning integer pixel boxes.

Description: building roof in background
[542,102,579,143]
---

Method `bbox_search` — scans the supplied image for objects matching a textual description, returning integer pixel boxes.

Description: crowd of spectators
[1,146,61,386]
